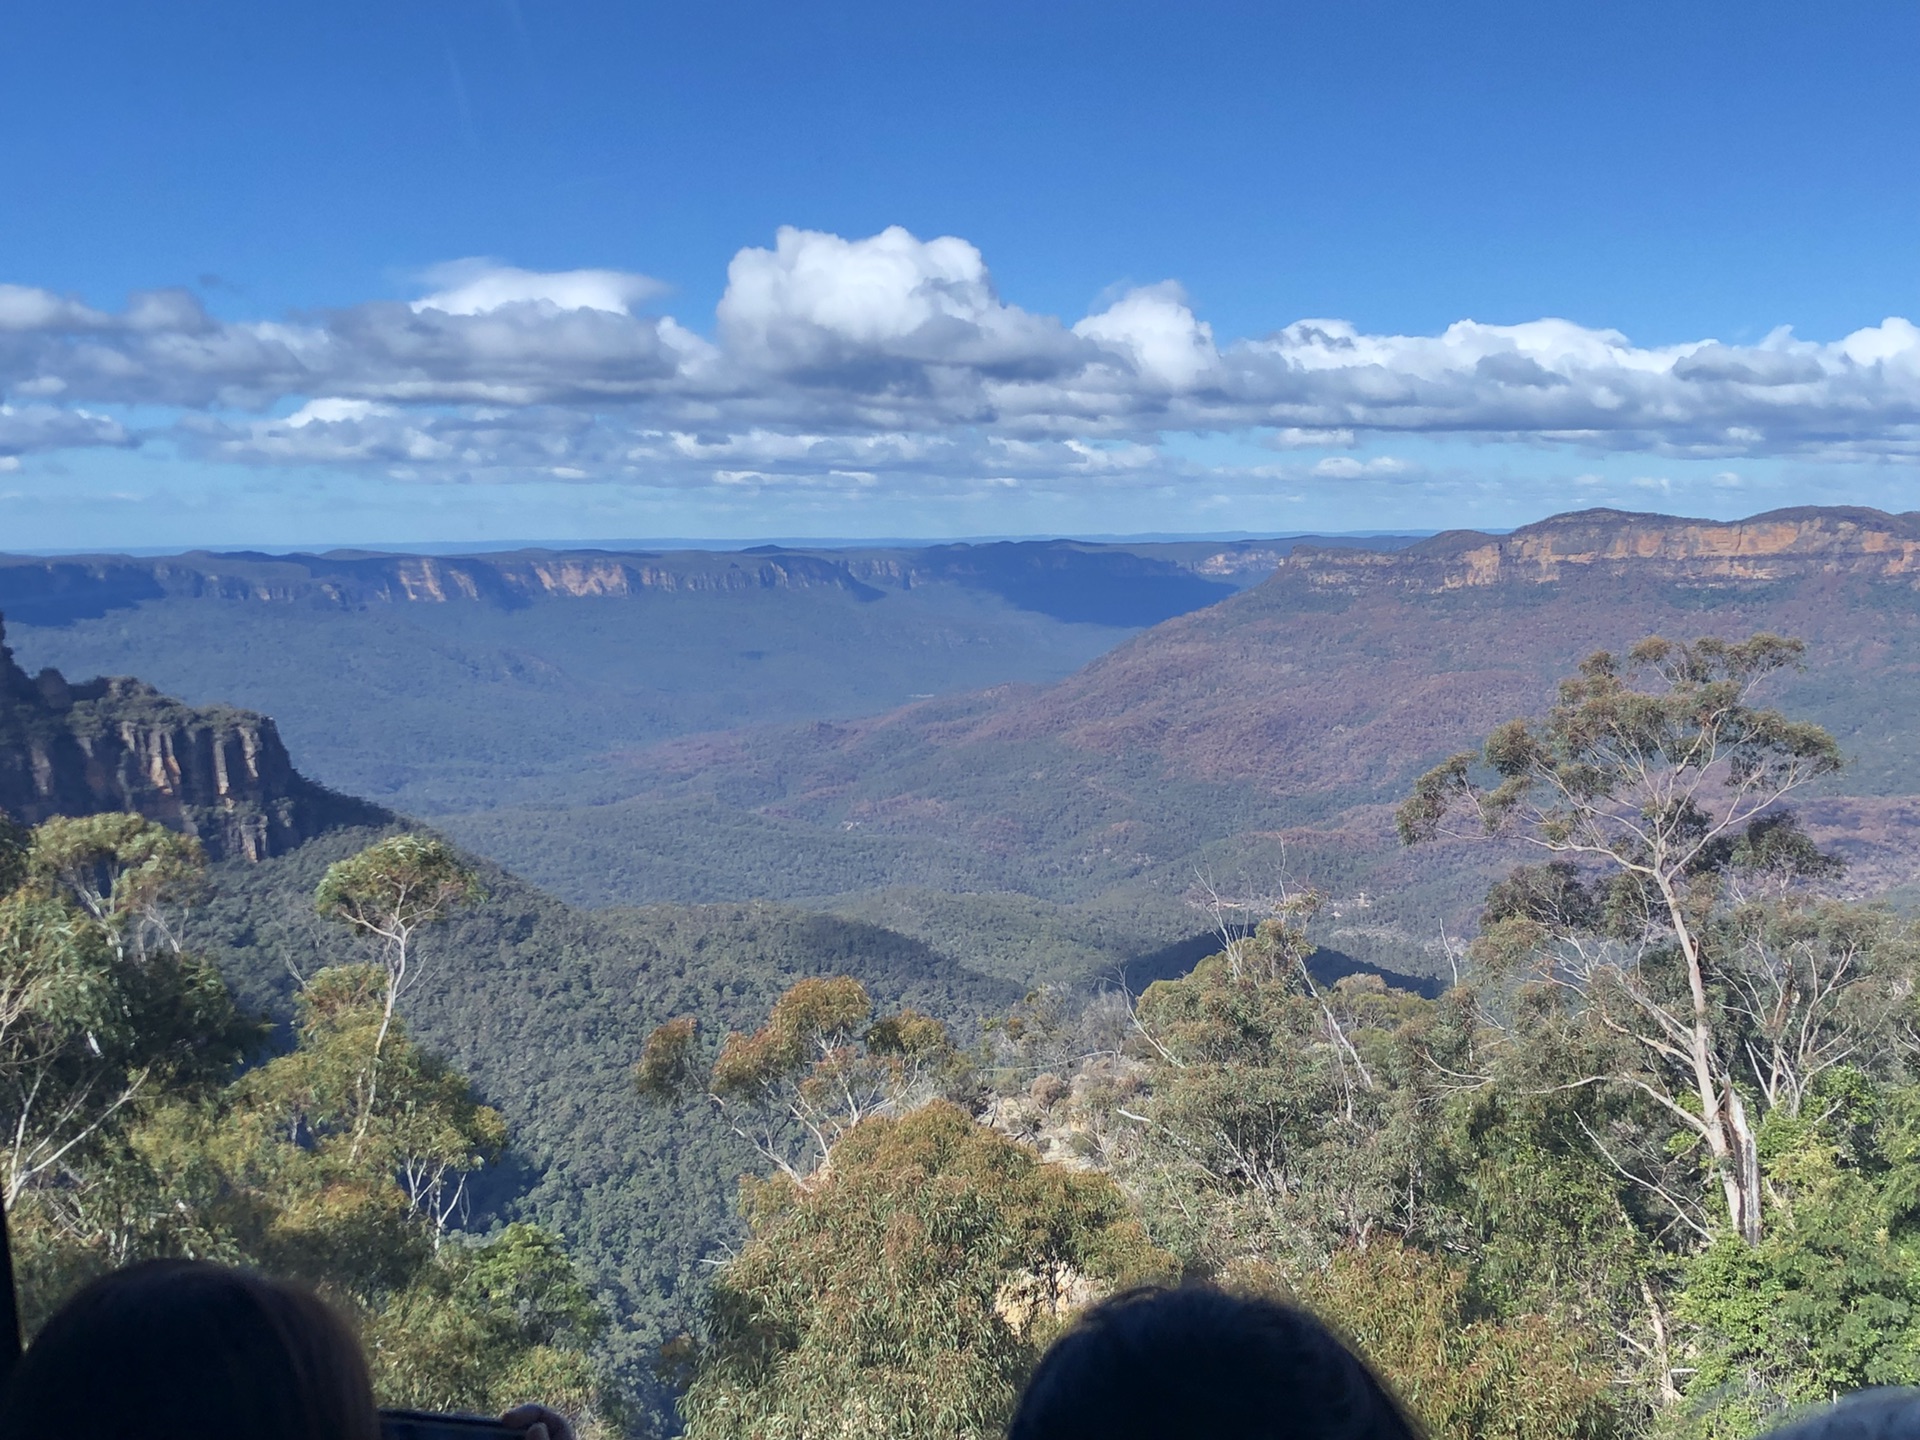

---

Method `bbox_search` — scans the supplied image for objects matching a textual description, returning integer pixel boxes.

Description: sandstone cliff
[1278,506,1920,592]
[0,538,1305,626]
[0,617,384,859]
[0,548,890,620]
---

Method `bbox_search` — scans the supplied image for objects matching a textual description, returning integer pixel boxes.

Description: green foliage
[679,1100,1174,1440]
[28,811,209,934]
[1665,1089,1920,1440]
[1391,640,1920,1434]
[1122,916,1434,1263]
[1282,1241,1619,1440]
[368,1223,610,1428]
[1399,633,1866,1247]
[0,814,254,1210]
[642,976,971,1185]
[708,977,876,1100]
[1399,633,1841,850]
[1076,908,1636,1439]
[0,820,612,1431]
[316,834,483,949]
[187,827,1023,1427]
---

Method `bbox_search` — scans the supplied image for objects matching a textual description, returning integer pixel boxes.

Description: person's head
[1756,1389,1920,1440]
[0,1259,380,1440]
[1008,1286,1423,1440]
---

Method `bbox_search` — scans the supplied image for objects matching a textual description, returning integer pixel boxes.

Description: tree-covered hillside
[644,632,1920,1440]
[456,516,1920,984]
[9,586,1920,1437]
[0,817,616,1431]
[185,823,1023,1411]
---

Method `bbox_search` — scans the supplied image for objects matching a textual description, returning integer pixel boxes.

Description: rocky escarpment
[1276,506,1920,593]
[0,537,1332,626]
[0,617,384,859]
[0,548,889,622]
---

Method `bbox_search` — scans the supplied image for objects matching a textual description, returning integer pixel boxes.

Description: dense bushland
[0,819,615,1431]
[7,627,1920,1440]
[647,635,1920,1440]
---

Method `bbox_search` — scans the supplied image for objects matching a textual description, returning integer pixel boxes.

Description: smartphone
[380,1408,521,1439]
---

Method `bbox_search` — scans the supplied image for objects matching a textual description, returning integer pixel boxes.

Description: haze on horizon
[4,0,1917,551]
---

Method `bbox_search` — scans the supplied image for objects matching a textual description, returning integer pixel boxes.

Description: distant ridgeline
[1275,505,1920,590]
[0,615,384,859]
[0,535,1405,628]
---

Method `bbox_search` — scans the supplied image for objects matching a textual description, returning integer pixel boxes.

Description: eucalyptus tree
[314,834,480,1158]
[637,975,956,1181]
[0,814,247,1209]
[1398,634,1855,1245]
[642,971,1172,1440]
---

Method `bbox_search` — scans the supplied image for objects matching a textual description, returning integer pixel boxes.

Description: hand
[501,1404,576,1440]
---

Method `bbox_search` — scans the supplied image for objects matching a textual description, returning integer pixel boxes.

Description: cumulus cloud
[716,226,1078,378]
[3,228,1920,491]
[411,259,669,316]
[0,285,111,333]
[0,402,132,458]
[1072,283,1217,391]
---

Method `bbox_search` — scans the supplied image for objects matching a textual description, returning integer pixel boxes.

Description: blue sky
[3,0,1917,549]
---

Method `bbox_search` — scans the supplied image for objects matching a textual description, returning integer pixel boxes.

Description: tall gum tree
[0,815,248,1211]
[1398,635,1844,1245]
[314,835,481,1161]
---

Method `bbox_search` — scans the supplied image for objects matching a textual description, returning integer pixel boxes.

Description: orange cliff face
[1276,506,1920,592]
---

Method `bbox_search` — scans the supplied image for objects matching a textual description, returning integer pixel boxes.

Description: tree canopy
[0,823,613,1434]
[1399,634,1852,1245]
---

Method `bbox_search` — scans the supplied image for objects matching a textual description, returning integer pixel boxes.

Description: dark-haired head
[0,1259,379,1440]
[1756,1389,1920,1440]
[1009,1286,1423,1440]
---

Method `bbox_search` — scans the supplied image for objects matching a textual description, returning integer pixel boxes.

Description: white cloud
[412,259,669,316]
[286,397,387,426]
[0,284,110,333]
[0,402,132,458]
[1269,426,1357,449]
[715,225,1077,376]
[184,404,1180,495]
[3,227,1920,492]
[1311,455,1415,479]
[1072,283,1217,391]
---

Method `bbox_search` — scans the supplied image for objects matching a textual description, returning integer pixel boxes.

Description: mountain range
[439,506,1920,978]
[12,505,1920,983]
[0,535,1411,821]
[8,502,1920,1410]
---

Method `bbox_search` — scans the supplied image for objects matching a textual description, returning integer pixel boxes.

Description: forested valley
[7,508,1920,1438]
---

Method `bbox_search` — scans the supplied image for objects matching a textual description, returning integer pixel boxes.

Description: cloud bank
[3,226,1917,494]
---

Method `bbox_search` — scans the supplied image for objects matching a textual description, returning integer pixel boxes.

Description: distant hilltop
[1276,506,1920,591]
[0,617,384,859]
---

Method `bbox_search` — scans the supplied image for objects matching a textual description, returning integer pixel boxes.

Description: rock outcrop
[1278,506,1920,592]
[0,617,383,859]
